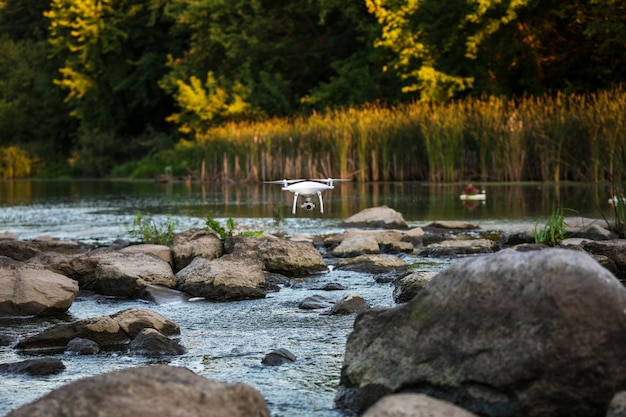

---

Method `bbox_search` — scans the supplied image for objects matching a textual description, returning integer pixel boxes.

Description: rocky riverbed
[2,206,626,417]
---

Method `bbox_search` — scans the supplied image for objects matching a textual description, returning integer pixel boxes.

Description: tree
[365,0,626,100]
[45,0,184,175]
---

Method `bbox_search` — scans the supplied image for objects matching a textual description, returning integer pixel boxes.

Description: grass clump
[534,206,570,246]
[205,216,263,239]
[128,212,178,245]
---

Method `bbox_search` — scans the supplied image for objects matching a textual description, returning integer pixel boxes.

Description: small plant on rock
[128,211,177,245]
[534,206,571,246]
[205,216,263,239]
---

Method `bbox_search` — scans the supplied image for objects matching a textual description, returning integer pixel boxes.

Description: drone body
[266,178,348,214]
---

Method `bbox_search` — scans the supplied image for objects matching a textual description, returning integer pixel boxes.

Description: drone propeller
[264,179,306,184]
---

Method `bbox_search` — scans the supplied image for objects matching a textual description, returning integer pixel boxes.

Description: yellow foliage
[0,146,36,178]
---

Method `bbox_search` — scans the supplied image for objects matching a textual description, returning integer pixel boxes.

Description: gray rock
[0,256,78,316]
[336,249,626,417]
[581,240,626,280]
[362,393,480,417]
[65,338,100,355]
[6,365,270,417]
[392,271,438,303]
[120,243,174,266]
[129,328,185,356]
[0,358,65,376]
[261,348,297,366]
[335,254,408,279]
[341,206,408,229]
[608,391,626,417]
[299,294,335,310]
[176,255,266,301]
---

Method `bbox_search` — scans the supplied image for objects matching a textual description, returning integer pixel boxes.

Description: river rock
[332,235,380,257]
[608,391,626,417]
[65,337,101,355]
[6,365,270,417]
[335,249,626,416]
[67,250,176,298]
[418,238,497,257]
[129,328,185,356]
[325,229,414,254]
[16,308,180,352]
[0,256,78,316]
[299,294,335,310]
[0,240,42,261]
[225,236,327,276]
[392,270,438,303]
[120,243,174,266]
[564,216,617,240]
[329,294,369,315]
[580,240,626,280]
[0,358,65,376]
[171,228,223,271]
[176,255,266,301]
[340,206,408,229]
[362,393,480,417]
[424,220,480,230]
[335,254,408,280]
[261,348,297,366]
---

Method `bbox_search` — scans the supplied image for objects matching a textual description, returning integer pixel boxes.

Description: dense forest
[0,0,624,181]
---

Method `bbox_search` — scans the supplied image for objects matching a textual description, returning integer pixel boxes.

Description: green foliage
[205,216,262,239]
[534,206,570,246]
[128,212,177,246]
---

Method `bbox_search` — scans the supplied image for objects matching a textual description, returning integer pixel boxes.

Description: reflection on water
[0,180,616,244]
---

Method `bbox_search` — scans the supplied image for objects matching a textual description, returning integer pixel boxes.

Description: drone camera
[301,199,316,211]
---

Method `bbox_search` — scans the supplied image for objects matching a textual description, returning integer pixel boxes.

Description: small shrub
[205,216,263,239]
[128,212,177,246]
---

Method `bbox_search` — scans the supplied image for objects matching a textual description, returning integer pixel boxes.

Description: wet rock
[16,308,179,353]
[171,228,223,271]
[392,271,438,303]
[362,393,479,417]
[129,328,185,357]
[325,229,414,254]
[340,206,408,229]
[329,294,369,315]
[0,333,16,346]
[0,358,65,376]
[313,282,346,291]
[6,365,270,417]
[0,256,78,316]
[335,249,626,416]
[65,338,100,355]
[0,240,42,261]
[225,236,327,276]
[299,294,335,310]
[176,255,266,301]
[261,348,297,366]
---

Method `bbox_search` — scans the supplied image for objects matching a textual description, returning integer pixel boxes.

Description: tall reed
[140,86,626,184]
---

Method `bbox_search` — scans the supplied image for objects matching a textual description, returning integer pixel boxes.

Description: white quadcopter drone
[265,178,350,214]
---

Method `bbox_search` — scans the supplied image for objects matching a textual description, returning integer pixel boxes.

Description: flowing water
[0,180,615,416]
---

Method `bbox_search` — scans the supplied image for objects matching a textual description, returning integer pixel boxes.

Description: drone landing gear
[291,191,325,214]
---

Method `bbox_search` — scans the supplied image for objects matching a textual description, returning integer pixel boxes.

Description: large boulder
[0,256,78,316]
[16,308,179,353]
[225,236,327,276]
[171,229,222,271]
[335,249,626,417]
[61,250,176,298]
[6,365,270,417]
[340,206,408,229]
[176,255,266,301]
[362,393,479,417]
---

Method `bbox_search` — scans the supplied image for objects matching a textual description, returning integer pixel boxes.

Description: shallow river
[0,180,616,416]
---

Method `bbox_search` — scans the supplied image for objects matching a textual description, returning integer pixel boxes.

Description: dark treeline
[0,0,624,180]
